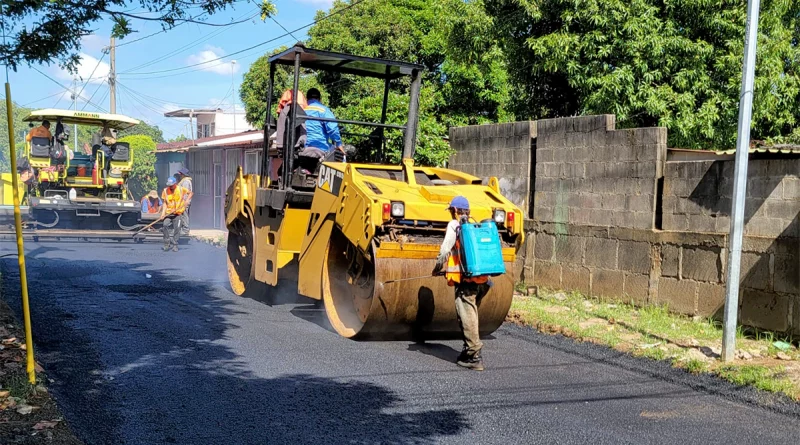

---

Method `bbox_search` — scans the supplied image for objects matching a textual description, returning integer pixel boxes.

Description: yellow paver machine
[225,45,524,340]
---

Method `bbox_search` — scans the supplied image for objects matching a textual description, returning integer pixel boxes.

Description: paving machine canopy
[23,109,140,130]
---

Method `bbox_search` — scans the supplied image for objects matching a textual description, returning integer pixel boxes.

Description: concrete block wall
[449,121,536,214]
[534,115,667,230]
[524,222,800,334]
[663,159,800,238]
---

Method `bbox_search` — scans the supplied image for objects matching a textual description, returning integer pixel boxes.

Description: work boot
[457,350,485,371]
[171,245,179,252]
[162,245,170,252]
[456,348,470,363]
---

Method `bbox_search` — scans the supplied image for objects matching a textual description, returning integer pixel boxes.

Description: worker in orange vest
[160,177,188,252]
[432,196,490,371]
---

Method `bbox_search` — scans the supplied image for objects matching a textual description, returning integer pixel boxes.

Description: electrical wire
[74,52,107,103]
[121,0,371,77]
[80,81,105,111]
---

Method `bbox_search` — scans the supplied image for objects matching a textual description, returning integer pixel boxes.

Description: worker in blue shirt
[303,88,344,157]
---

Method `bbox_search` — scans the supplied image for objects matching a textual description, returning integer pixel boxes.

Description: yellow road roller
[225,45,524,340]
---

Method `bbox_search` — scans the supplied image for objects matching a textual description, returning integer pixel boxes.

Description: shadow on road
[0,252,469,445]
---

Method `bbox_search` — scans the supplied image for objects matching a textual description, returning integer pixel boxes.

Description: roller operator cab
[224,45,524,341]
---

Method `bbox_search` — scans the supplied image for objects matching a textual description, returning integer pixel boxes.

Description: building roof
[156,130,263,153]
[269,44,424,80]
[163,108,224,118]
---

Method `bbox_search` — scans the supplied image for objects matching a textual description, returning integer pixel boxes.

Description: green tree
[240,47,324,129]
[118,134,157,199]
[0,100,30,173]
[118,122,165,143]
[169,134,189,143]
[474,0,800,149]
[1,1,276,72]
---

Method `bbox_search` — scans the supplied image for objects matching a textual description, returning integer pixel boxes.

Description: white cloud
[81,34,108,53]
[56,52,110,85]
[186,46,240,76]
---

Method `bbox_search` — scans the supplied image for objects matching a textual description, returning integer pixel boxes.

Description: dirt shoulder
[0,298,83,444]
[509,285,800,401]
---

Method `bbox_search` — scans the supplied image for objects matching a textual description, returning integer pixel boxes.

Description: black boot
[457,350,485,371]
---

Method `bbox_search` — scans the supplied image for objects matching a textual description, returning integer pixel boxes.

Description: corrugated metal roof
[715,144,800,155]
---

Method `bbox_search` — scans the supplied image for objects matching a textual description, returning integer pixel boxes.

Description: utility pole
[72,76,78,151]
[722,0,761,362]
[231,60,237,133]
[109,37,116,114]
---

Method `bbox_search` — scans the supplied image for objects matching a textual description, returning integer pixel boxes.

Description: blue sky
[6,0,331,141]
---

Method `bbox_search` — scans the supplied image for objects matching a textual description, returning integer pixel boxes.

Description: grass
[510,285,800,400]
[2,373,36,399]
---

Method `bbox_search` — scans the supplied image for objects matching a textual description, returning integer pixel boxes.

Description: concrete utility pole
[722,0,761,362]
[231,60,237,133]
[109,37,116,114]
[72,76,78,151]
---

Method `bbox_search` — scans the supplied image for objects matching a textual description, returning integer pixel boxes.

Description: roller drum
[322,231,513,340]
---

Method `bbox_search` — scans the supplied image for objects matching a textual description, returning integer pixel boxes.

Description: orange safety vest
[161,185,187,215]
[445,237,489,286]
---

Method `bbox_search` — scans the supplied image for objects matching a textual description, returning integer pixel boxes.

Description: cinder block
[588,209,614,227]
[774,237,799,257]
[661,245,680,277]
[554,235,585,264]
[633,212,654,230]
[591,178,617,194]
[534,261,562,288]
[585,238,618,268]
[740,290,790,332]
[682,247,722,283]
[581,193,603,209]
[562,163,585,178]
[748,178,783,200]
[774,254,799,294]
[586,162,606,178]
[536,148,555,163]
[591,268,626,299]
[697,283,725,318]
[656,278,698,315]
[687,214,717,234]
[601,194,626,211]
[662,213,689,231]
[618,240,652,274]
[626,194,653,213]
[562,265,591,295]
[534,205,554,222]
[783,178,800,200]
[634,127,662,146]
[745,217,786,238]
[765,200,800,221]
[740,252,771,291]
[623,273,650,303]
[565,132,588,148]
[534,233,555,260]
[713,214,732,233]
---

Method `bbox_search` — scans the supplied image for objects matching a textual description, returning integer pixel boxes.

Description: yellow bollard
[4,83,35,385]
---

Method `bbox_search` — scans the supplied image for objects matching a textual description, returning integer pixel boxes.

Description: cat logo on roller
[317,164,344,195]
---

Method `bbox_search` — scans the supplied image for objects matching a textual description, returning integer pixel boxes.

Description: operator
[174,168,193,235]
[160,177,188,252]
[26,120,52,142]
[270,89,308,182]
[141,190,162,214]
[432,196,490,371]
[302,88,344,160]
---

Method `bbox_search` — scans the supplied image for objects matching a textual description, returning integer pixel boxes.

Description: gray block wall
[663,159,800,238]
[449,121,536,214]
[534,115,667,230]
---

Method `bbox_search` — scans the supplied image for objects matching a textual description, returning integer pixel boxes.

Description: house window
[197,124,211,138]
[244,151,260,175]
[210,122,216,137]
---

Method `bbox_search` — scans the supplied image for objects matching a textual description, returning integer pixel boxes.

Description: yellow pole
[4,83,35,385]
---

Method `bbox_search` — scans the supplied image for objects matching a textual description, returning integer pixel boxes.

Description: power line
[120,7,259,73]
[81,81,106,111]
[121,0,370,77]
[74,52,107,102]
[31,67,107,112]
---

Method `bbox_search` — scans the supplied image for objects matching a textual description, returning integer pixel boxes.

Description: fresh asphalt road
[1,240,799,445]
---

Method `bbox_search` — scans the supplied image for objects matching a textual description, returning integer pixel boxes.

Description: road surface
[1,240,799,444]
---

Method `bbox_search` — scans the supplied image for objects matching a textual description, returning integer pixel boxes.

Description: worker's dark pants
[181,205,191,235]
[163,214,185,247]
[454,281,490,355]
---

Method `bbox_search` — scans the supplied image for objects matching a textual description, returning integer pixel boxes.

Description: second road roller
[225,44,524,340]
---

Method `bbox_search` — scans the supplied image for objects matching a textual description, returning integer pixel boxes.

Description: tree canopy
[238,0,799,154]
[1,0,276,73]
[118,134,157,199]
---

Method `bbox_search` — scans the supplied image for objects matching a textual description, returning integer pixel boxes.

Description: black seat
[30,136,51,158]
[111,142,130,162]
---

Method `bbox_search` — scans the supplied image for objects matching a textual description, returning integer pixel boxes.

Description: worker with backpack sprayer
[432,196,506,371]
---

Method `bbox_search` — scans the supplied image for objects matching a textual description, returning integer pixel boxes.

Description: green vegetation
[118,135,157,199]
[511,286,800,399]
[238,0,800,158]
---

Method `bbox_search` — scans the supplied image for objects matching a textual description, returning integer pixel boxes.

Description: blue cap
[166,177,177,186]
[448,196,470,211]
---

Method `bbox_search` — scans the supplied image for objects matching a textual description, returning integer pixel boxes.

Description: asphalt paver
[1,240,799,444]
